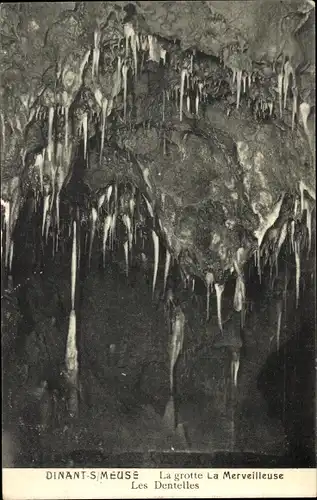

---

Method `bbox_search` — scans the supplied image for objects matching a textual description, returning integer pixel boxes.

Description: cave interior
[1,1,316,467]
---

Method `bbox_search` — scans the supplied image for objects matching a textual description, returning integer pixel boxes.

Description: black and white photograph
[1,1,316,497]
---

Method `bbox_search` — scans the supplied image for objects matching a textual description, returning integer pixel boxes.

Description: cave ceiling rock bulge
[0,1,315,319]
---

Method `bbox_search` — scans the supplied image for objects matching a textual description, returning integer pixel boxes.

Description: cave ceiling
[0,1,316,304]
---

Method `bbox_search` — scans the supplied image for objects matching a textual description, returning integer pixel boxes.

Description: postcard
[1,1,316,498]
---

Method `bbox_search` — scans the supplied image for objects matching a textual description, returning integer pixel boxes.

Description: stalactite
[42,193,50,238]
[8,240,14,274]
[215,282,224,332]
[48,106,54,162]
[294,239,301,308]
[152,230,159,298]
[123,240,129,277]
[291,86,298,130]
[97,193,106,214]
[162,90,165,122]
[278,72,284,118]
[88,207,98,269]
[110,211,117,250]
[122,64,128,122]
[82,113,88,160]
[102,214,112,267]
[257,246,261,283]
[35,151,44,193]
[236,70,242,109]
[0,113,5,166]
[45,212,51,244]
[231,351,240,388]
[106,184,113,211]
[100,99,108,164]
[187,94,191,113]
[290,220,295,253]
[299,102,311,143]
[205,271,214,322]
[242,74,246,94]
[303,197,313,252]
[275,221,288,276]
[143,195,154,218]
[283,61,293,109]
[163,248,171,294]
[2,199,10,269]
[195,87,199,116]
[276,299,282,352]
[129,195,135,220]
[64,105,69,155]
[65,220,78,418]
[180,69,188,122]
[92,29,101,79]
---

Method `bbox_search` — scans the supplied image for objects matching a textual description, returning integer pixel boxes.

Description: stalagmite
[215,282,224,332]
[164,305,185,429]
[278,73,284,118]
[163,248,171,294]
[205,272,214,322]
[88,207,98,269]
[294,239,301,308]
[102,214,112,267]
[123,240,129,277]
[65,220,78,418]
[48,106,54,162]
[82,113,88,160]
[180,69,188,121]
[152,230,159,298]
[268,101,273,116]
[236,70,242,109]
[122,64,128,122]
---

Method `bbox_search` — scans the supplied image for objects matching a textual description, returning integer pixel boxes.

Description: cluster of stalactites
[253,183,315,312]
